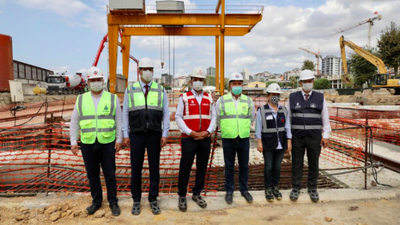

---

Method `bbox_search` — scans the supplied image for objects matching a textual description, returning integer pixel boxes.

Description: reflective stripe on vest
[128,82,164,112]
[77,91,116,144]
[261,106,287,133]
[220,94,252,139]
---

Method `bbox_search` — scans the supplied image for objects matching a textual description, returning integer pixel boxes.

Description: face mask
[302,82,313,92]
[270,96,280,105]
[142,70,153,82]
[89,81,103,92]
[231,86,243,95]
[192,81,204,91]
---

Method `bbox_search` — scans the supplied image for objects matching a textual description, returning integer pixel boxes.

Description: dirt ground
[0,190,400,225]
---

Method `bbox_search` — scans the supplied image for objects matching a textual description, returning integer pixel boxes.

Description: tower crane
[330,14,382,49]
[299,47,322,76]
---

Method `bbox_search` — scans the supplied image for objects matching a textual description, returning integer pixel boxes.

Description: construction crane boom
[331,15,382,49]
[299,47,322,76]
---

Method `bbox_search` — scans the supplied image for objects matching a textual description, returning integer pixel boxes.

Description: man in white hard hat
[255,83,292,202]
[175,66,217,212]
[216,72,255,204]
[285,69,331,202]
[122,57,170,215]
[70,66,122,216]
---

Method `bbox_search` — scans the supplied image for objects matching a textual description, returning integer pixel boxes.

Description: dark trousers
[80,140,118,206]
[130,131,161,202]
[291,135,322,190]
[178,137,211,197]
[222,137,249,193]
[263,149,285,188]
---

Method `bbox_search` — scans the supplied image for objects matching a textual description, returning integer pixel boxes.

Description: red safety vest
[181,91,212,138]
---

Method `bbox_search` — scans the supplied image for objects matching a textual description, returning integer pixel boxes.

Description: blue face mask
[231,86,243,95]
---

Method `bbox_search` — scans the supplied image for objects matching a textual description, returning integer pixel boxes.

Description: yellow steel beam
[216,0,222,13]
[108,25,119,93]
[121,31,131,88]
[108,13,262,26]
[219,0,225,95]
[215,35,220,92]
[121,27,250,36]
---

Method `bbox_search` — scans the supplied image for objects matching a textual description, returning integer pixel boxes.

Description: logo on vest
[241,106,247,114]
[104,105,109,111]
[295,102,301,109]
[310,103,316,108]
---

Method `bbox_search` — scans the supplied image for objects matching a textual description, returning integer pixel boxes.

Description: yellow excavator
[340,35,400,90]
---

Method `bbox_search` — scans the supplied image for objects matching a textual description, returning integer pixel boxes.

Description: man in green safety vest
[216,72,255,205]
[70,66,122,216]
[122,57,170,215]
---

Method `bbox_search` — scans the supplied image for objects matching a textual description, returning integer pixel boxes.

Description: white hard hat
[138,57,154,68]
[229,72,243,82]
[86,67,103,80]
[299,70,315,81]
[266,83,282,94]
[190,66,206,79]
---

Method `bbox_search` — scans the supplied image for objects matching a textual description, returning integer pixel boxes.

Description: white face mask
[302,82,313,92]
[89,81,103,92]
[142,71,153,82]
[192,81,204,91]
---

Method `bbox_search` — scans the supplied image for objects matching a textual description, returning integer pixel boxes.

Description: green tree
[206,75,216,86]
[289,76,298,88]
[377,22,400,76]
[301,60,315,71]
[348,50,377,87]
[314,78,330,89]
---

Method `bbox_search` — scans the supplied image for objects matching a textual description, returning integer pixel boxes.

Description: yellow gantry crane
[299,47,322,76]
[107,0,263,95]
[339,35,400,89]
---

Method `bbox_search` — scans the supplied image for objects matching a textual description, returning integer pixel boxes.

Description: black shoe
[131,202,141,215]
[308,189,319,202]
[150,201,161,215]
[110,204,121,216]
[225,193,233,204]
[241,191,253,203]
[272,186,282,200]
[265,188,274,202]
[290,189,300,201]
[192,195,207,208]
[86,204,101,215]
[178,197,187,212]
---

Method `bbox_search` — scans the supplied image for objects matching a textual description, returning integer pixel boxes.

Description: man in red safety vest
[175,66,217,212]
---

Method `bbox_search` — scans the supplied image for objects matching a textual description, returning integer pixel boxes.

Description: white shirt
[175,89,217,136]
[70,90,123,146]
[285,90,331,139]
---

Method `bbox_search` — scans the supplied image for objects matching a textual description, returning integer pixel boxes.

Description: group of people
[69,57,331,217]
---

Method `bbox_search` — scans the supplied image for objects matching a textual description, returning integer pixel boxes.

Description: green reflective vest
[219,94,253,138]
[127,82,164,132]
[128,82,164,110]
[76,91,117,144]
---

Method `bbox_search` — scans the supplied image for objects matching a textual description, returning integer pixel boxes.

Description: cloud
[15,0,88,17]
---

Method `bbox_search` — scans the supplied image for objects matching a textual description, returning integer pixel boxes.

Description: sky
[0,0,399,81]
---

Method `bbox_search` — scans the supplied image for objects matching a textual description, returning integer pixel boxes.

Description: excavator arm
[340,35,387,84]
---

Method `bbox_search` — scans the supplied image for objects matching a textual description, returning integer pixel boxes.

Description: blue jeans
[263,149,285,188]
[222,137,250,193]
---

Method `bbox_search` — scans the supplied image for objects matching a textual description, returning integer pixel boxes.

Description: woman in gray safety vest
[255,83,292,202]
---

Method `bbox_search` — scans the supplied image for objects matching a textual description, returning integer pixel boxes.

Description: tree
[301,60,315,71]
[206,75,215,86]
[348,50,377,87]
[289,76,298,88]
[377,22,400,76]
[314,78,330,89]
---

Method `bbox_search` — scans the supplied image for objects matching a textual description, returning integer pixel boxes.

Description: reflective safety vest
[127,82,164,132]
[260,104,288,150]
[219,94,253,139]
[289,91,324,137]
[181,90,212,137]
[76,91,117,144]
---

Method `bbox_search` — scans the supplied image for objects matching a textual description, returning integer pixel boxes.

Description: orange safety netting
[0,124,219,195]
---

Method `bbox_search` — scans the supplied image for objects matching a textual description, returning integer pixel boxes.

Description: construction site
[1,0,400,224]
